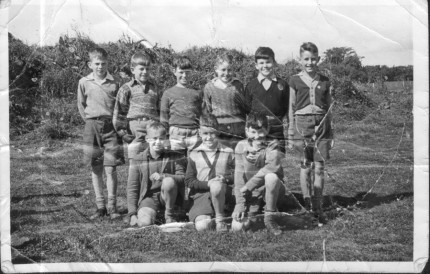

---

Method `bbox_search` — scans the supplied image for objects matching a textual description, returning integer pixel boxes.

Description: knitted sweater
[203,79,247,124]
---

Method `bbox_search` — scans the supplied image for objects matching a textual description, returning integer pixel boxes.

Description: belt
[89,117,112,121]
[128,117,152,121]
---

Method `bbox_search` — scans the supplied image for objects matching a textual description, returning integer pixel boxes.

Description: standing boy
[160,56,203,155]
[232,113,286,235]
[244,47,289,152]
[288,42,333,224]
[113,52,161,160]
[185,114,235,232]
[77,47,124,220]
[126,122,186,227]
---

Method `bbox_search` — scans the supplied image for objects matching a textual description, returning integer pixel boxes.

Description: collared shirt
[113,78,161,132]
[185,143,235,192]
[77,72,119,120]
[257,74,278,91]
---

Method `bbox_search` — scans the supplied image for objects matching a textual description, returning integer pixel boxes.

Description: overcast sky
[7,0,421,66]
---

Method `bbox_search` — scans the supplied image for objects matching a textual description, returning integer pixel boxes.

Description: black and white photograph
[0,0,428,272]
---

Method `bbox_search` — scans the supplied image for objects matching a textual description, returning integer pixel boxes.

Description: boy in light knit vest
[77,48,124,220]
[203,53,247,149]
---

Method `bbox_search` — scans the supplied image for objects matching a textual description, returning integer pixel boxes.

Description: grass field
[8,84,413,263]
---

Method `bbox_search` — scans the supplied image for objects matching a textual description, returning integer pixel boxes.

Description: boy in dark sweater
[126,122,186,227]
[244,47,289,152]
[160,56,203,155]
[232,113,286,235]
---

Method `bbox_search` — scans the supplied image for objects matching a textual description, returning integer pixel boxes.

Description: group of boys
[77,44,332,235]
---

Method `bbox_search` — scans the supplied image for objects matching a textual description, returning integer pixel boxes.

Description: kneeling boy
[232,112,286,235]
[127,122,186,227]
[185,114,235,232]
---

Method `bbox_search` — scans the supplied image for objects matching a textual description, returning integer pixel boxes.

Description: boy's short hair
[254,47,275,62]
[214,52,233,67]
[200,114,219,130]
[88,47,108,61]
[246,112,268,130]
[146,122,167,136]
[131,52,153,68]
[173,56,193,70]
[300,42,319,55]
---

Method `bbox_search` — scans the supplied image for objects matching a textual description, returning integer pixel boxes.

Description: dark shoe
[304,197,312,212]
[264,214,282,235]
[315,210,328,225]
[90,208,107,220]
[107,207,121,220]
[216,220,229,233]
[165,216,177,224]
[123,214,131,224]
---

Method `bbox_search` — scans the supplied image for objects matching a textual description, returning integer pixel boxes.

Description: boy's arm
[282,81,290,140]
[288,86,297,141]
[244,142,282,191]
[233,143,247,213]
[224,151,235,185]
[203,85,212,114]
[156,85,163,121]
[241,83,253,114]
[163,154,186,185]
[77,80,87,120]
[113,84,131,136]
[233,81,249,115]
[185,156,209,191]
[160,92,170,129]
[127,159,142,216]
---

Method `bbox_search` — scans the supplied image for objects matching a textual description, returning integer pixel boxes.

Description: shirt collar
[298,71,320,82]
[130,78,153,87]
[257,74,277,84]
[85,72,114,83]
[196,143,222,152]
[211,77,238,87]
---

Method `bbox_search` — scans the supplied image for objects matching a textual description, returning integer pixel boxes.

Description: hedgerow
[9,32,385,139]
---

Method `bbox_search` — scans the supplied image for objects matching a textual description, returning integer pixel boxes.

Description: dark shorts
[267,118,287,154]
[292,114,333,162]
[218,122,246,149]
[188,185,234,222]
[83,119,125,167]
[246,179,287,215]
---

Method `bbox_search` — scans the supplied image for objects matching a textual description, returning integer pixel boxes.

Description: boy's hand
[232,211,246,221]
[150,172,164,182]
[240,186,250,194]
[122,134,135,144]
[208,176,224,188]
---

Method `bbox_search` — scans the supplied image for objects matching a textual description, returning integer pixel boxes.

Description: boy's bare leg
[90,164,106,219]
[210,180,228,232]
[161,177,178,223]
[264,173,282,235]
[300,161,312,211]
[105,166,120,219]
[312,161,327,224]
[137,207,156,227]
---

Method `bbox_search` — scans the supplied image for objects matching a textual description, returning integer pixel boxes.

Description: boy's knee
[137,207,156,227]
[195,215,214,231]
[104,166,116,175]
[209,181,226,197]
[161,177,176,191]
[264,173,280,189]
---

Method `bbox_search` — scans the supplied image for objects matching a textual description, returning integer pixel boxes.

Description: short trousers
[169,126,199,152]
[188,185,234,222]
[127,118,154,159]
[267,117,287,153]
[245,180,287,216]
[292,114,333,162]
[82,118,125,167]
[218,122,246,149]
[138,185,185,212]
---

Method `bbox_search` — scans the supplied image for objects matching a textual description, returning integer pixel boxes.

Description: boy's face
[132,64,151,83]
[174,67,192,87]
[300,50,320,75]
[246,126,268,141]
[199,126,219,149]
[146,128,167,154]
[255,57,275,78]
[88,57,108,78]
[215,61,233,83]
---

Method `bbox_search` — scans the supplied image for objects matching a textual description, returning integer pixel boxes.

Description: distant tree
[319,47,364,82]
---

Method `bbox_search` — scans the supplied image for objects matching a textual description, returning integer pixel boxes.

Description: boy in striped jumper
[203,53,247,149]
[288,42,334,224]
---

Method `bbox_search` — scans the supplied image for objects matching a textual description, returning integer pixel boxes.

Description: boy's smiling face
[215,61,233,83]
[88,57,108,79]
[255,57,275,78]
[199,126,219,149]
[146,128,167,154]
[174,67,192,87]
[300,50,320,76]
[132,64,151,83]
